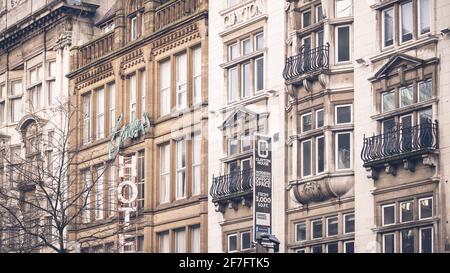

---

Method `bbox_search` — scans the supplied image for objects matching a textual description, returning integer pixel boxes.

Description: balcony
[283,43,330,81]
[361,122,439,179]
[210,168,253,212]
[73,31,115,70]
[154,0,206,31]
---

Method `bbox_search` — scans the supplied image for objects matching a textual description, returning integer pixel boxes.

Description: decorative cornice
[75,62,114,92]
[121,48,145,70]
[152,23,200,56]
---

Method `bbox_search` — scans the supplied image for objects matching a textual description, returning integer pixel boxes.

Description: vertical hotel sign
[253,134,272,240]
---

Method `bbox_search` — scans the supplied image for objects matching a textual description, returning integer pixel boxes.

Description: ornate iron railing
[210,168,253,201]
[283,43,330,80]
[361,122,439,166]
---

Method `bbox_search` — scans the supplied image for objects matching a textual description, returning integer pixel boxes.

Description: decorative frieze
[152,23,200,56]
[74,62,114,92]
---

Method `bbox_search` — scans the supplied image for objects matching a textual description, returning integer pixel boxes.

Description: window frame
[419,196,433,220]
[382,7,395,49]
[418,0,431,36]
[227,233,238,253]
[335,104,353,125]
[240,231,252,251]
[176,139,187,200]
[383,232,396,253]
[301,112,313,133]
[159,144,171,204]
[382,203,396,226]
[400,1,414,44]
[295,222,307,242]
[335,24,352,63]
[399,200,414,223]
[301,139,313,178]
[344,213,355,234]
[326,216,339,237]
[419,226,433,253]
[316,135,325,175]
[311,219,323,240]
[335,131,353,171]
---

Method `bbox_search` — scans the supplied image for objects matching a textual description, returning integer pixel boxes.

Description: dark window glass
[228,234,237,252]
[296,222,306,242]
[420,198,433,219]
[336,106,351,124]
[420,227,433,253]
[327,243,339,253]
[312,220,323,239]
[383,234,395,253]
[241,232,251,250]
[345,241,354,253]
[311,245,323,253]
[303,11,311,28]
[401,229,415,253]
[317,137,325,173]
[337,26,350,62]
[344,214,355,233]
[327,217,338,236]
[400,201,414,222]
[383,205,395,225]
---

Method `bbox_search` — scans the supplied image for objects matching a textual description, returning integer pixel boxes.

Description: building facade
[67,0,209,253]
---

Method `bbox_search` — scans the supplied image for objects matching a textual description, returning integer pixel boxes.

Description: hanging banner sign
[253,134,272,241]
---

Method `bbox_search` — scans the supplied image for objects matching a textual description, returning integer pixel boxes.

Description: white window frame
[242,38,252,56]
[400,200,414,223]
[343,213,355,234]
[302,9,312,28]
[419,196,433,220]
[326,242,339,253]
[311,219,323,240]
[176,140,186,200]
[335,131,353,171]
[254,56,265,93]
[400,229,415,253]
[109,82,116,132]
[130,16,137,41]
[335,25,352,64]
[96,87,105,139]
[400,85,414,108]
[382,7,395,49]
[295,222,307,242]
[159,232,170,253]
[383,232,396,253]
[344,241,354,253]
[316,5,323,23]
[295,248,306,253]
[255,32,264,51]
[241,62,251,98]
[129,74,137,121]
[95,166,104,220]
[160,144,171,204]
[382,203,396,226]
[228,67,239,102]
[382,90,396,113]
[400,1,413,44]
[140,69,146,114]
[227,233,238,253]
[82,93,92,145]
[160,60,171,116]
[335,104,353,125]
[174,229,186,253]
[240,231,252,251]
[335,0,353,18]
[301,139,312,178]
[176,53,188,110]
[326,216,339,237]
[228,43,239,61]
[192,47,202,105]
[418,0,431,36]
[316,108,324,128]
[316,135,325,175]
[418,78,433,102]
[108,166,115,217]
[192,133,201,196]
[419,226,433,253]
[301,112,312,133]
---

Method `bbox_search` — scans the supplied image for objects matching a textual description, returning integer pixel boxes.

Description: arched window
[128,0,145,41]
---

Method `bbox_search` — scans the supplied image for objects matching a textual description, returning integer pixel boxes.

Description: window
[28,65,42,110]
[130,16,137,41]
[419,108,432,124]
[174,229,186,253]
[327,242,339,253]
[229,67,239,102]
[176,140,186,199]
[242,62,251,98]
[228,43,239,61]
[335,0,352,18]
[344,213,355,234]
[108,166,116,217]
[420,227,433,253]
[400,1,413,43]
[82,94,91,144]
[311,219,323,239]
[419,197,432,219]
[228,234,237,253]
[140,69,146,114]
[129,74,137,121]
[160,144,170,203]
[382,90,396,112]
[242,131,252,152]
[316,5,324,22]
[192,133,201,196]
[382,8,394,48]
[47,61,56,105]
[10,80,23,123]
[327,216,338,237]
[316,136,325,174]
[419,0,431,35]
[301,112,312,133]
[228,136,239,156]
[137,151,145,209]
[255,57,265,92]
[383,233,396,253]
[242,38,252,55]
[311,245,323,253]
[255,32,264,50]
[336,25,351,63]
[109,83,116,131]
[302,140,312,177]
[241,231,251,251]
[418,79,432,102]
[160,60,171,116]
[190,226,201,253]
[336,132,352,170]
[295,222,306,242]
[303,10,311,28]
[96,88,105,139]
[96,166,104,220]
[176,53,187,110]
[382,204,396,226]
[0,84,5,124]
[401,229,415,253]
[296,248,306,253]
[192,47,202,105]
[159,232,170,253]
[316,109,324,128]
[336,105,352,125]
[344,241,354,253]
[81,170,91,223]
[400,200,414,222]
[400,86,413,107]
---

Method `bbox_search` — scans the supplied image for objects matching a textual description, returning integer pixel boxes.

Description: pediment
[371,54,426,81]
[219,107,258,130]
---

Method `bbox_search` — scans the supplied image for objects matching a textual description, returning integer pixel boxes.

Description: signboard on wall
[253,134,272,241]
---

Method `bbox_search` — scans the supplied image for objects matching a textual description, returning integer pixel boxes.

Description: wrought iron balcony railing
[210,168,253,202]
[361,122,439,167]
[283,43,330,81]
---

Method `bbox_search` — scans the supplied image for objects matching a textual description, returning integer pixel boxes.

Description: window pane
[296,222,306,241]
[383,205,395,225]
[382,91,395,112]
[418,79,432,102]
[175,230,186,253]
[229,43,239,61]
[311,245,323,253]
[176,53,187,109]
[302,140,312,177]
[159,233,169,253]
[420,198,433,219]
[419,108,432,124]
[160,60,171,115]
[400,86,413,107]
[302,113,312,132]
[317,136,325,173]
[228,235,237,252]
[96,88,105,139]
[312,220,322,239]
[420,0,431,34]
[317,5,324,22]
[193,47,202,104]
[400,201,414,222]
[327,243,339,253]
[401,1,413,42]
[344,214,355,233]
[316,109,324,128]
[255,33,264,50]
[255,57,264,92]
[337,26,350,62]
[229,137,238,155]
[336,106,351,124]
[337,133,351,170]
[384,8,394,47]
[383,234,395,253]
[420,227,433,253]
[345,241,354,253]
[242,39,252,55]
[303,10,311,28]
[191,226,201,253]
[401,229,415,253]
[241,232,251,250]
[242,62,251,98]
[336,0,352,17]
[327,217,338,236]
[229,67,239,101]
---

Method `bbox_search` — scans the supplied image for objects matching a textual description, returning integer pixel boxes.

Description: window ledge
[372,217,438,233]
